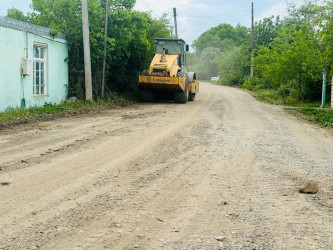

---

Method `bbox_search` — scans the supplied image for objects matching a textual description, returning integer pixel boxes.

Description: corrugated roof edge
[155,38,186,43]
[0,16,66,40]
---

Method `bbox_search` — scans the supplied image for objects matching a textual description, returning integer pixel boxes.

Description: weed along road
[0,82,332,249]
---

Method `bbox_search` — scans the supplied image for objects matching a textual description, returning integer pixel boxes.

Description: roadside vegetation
[297,107,333,127]
[0,102,90,123]
[187,0,332,127]
[189,0,333,105]
[0,92,133,124]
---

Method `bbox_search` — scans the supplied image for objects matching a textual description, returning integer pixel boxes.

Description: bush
[298,107,333,127]
[241,76,268,90]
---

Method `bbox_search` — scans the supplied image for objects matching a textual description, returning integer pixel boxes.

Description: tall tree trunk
[298,71,304,102]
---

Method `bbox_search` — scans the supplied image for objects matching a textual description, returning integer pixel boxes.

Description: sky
[0,0,301,46]
[134,0,298,46]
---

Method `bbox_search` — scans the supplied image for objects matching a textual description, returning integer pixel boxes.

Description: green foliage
[188,0,333,105]
[147,14,171,47]
[298,107,333,127]
[199,47,220,79]
[255,16,282,47]
[6,8,30,22]
[241,76,269,90]
[186,51,200,76]
[215,45,250,85]
[193,23,248,54]
[108,0,135,10]
[0,93,131,123]
[286,0,323,28]
[250,89,284,104]
[248,88,304,105]
[190,23,249,80]
[255,9,325,101]
[0,101,84,122]
[256,24,323,100]
[105,9,170,92]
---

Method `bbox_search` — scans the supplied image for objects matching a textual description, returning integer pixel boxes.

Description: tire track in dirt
[0,88,215,249]
[42,96,217,249]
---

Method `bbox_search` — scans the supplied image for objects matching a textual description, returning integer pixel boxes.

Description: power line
[181,10,249,18]
[136,0,173,18]
[140,0,162,18]
[134,1,150,13]
[144,0,165,16]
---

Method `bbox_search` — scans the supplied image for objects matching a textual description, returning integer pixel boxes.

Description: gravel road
[0,82,332,249]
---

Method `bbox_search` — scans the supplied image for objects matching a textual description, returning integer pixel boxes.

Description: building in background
[0,17,68,112]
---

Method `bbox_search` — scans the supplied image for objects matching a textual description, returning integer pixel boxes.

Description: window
[33,44,47,95]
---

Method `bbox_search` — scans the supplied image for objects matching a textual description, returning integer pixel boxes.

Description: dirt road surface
[1,82,332,249]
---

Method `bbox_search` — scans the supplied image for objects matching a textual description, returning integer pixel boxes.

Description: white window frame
[33,43,47,96]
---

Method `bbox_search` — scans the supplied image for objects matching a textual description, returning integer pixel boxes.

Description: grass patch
[250,89,283,105]
[240,86,333,128]
[249,89,327,107]
[296,107,333,127]
[0,92,132,123]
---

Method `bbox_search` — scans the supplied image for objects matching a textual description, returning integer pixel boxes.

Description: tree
[215,45,250,85]
[255,16,282,47]
[200,47,220,78]
[256,24,322,101]
[190,23,249,80]
[6,8,29,22]
[317,1,333,73]
[193,23,248,54]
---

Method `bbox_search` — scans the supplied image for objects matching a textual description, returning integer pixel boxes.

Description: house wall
[0,26,68,112]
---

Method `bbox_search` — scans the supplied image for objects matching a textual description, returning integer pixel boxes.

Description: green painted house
[0,17,68,112]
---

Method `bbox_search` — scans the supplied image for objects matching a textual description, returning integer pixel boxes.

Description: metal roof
[155,38,186,43]
[0,16,66,40]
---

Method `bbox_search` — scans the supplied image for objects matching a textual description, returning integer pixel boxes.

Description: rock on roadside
[299,181,319,194]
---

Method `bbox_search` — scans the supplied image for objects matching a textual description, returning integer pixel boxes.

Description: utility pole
[81,0,93,100]
[101,0,109,98]
[250,2,254,78]
[173,8,178,38]
[170,25,174,37]
[321,70,327,108]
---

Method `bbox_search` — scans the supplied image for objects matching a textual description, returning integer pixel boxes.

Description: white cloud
[256,3,287,22]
